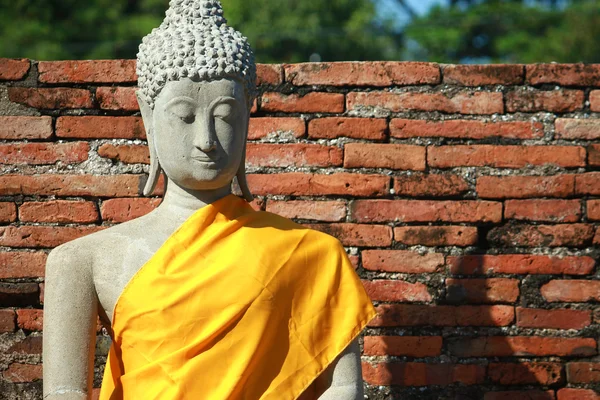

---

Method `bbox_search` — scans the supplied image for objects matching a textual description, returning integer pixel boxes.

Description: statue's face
[152,78,248,191]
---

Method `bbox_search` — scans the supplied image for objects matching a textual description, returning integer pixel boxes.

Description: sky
[376,0,446,26]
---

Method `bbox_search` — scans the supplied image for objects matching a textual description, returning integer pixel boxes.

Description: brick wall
[0,59,599,399]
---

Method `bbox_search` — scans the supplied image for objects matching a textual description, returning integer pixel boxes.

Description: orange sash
[99,194,375,399]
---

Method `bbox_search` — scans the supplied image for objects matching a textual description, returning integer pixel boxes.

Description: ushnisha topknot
[136,0,257,109]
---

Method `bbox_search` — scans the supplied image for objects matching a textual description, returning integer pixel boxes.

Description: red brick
[347,91,503,114]
[477,175,575,199]
[2,363,42,383]
[391,119,543,139]
[344,144,425,170]
[16,309,42,331]
[98,143,149,164]
[307,224,391,247]
[362,280,432,302]
[526,63,600,86]
[248,118,305,140]
[97,87,139,111]
[363,336,442,357]
[101,198,161,223]
[588,200,600,221]
[285,62,440,86]
[576,173,600,195]
[394,226,478,247]
[256,64,283,85]
[0,116,53,140]
[443,64,524,86]
[505,199,581,222]
[0,309,15,333]
[0,252,46,279]
[517,307,591,330]
[567,363,600,383]
[0,226,103,248]
[7,335,42,354]
[448,254,595,275]
[488,223,595,248]
[0,202,17,223]
[57,116,145,139]
[265,200,346,222]
[393,174,469,197]
[362,361,485,387]
[541,280,600,302]
[261,92,344,113]
[8,87,93,109]
[0,142,89,165]
[556,118,600,140]
[19,201,98,224]
[308,117,387,140]
[450,336,596,357]
[246,143,342,168]
[369,304,514,327]
[351,200,502,223]
[0,59,30,80]
[589,144,600,166]
[484,391,555,400]
[488,362,562,385]
[0,174,142,197]
[506,89,584,112]
[0,283,39,307]
[429,145,585,168]
[362,250,444,273]
[595,227,600,246]
[38,60,137,83]
[446,278,519,303]
[247,173,390,197]
[557,388,599,400]
[591,90,600,112]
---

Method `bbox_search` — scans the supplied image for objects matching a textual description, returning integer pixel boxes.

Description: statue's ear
[136,92,162,196]
[236,111,253,202]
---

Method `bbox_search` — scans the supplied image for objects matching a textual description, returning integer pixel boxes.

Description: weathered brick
[363,336,442,357]
[369,304,514,327]
[449,336,596,357]
[344,143,425,170]
[393,226,478,247]
[556,118,600,140]
[97,143,149,164]
[557,388,599,400]
[246,143,342,168]
[589,144,600,166]
[0,58,30,80]
[2,363,42,383]
[591,90,600,112]
[101,198,161,223]
[19,201,98,224]
[595,227,600,246]
[285,62,440,86]
[8,87,93,109]
[16,309,43,331]
[0,309,15,333]
[487,223,595,248]
[488,362,562,385]
[307,224,391,247]
[446,278,519,304]
[96,87,139,111]
[362,361,485,386]
[526,63,600,86]
[351,200,502,223]
[0,226,102,248]
[428,145,585,168]
[576,172,600,195]
[265,200,346,222]
[443,64,524,86]
[56,116,145,139]
[588,200,600,221]
[0,116,53,140]
[261,92,344,113]
[7,335,42,354]
[362,280,432,302]
[0,252,46,279]
[391,119,543,139]
[248,118,305,140]
[516,307,591,330]
[506,89,584,112]
[308,117,386,140]
[505,199,581,222]
[0,283,39,307]
[0,174,142,197]
[0,142,89,165]
[567,362,600,383]
[484,391,555,400]
[393,174,469,197]
[541,280,600,302]
[448,254,595,275]
[38,60,137,83]
[477,175,575,199]
[0,202,17,223]
[362,250,444,273]
[256,64,283,86]
[347,91,503,114]
[247,173,390,197]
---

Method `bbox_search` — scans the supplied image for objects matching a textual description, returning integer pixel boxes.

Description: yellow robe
[99,194,376,400]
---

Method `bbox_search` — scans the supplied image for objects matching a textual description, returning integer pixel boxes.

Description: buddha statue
[42,1,375,399]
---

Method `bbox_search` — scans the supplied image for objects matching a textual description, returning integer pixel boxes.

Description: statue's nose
[193,115,217,153]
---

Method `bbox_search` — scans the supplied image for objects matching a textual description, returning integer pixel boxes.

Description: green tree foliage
[404,0,600,63]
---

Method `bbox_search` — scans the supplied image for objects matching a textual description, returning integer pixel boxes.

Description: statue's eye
[165,98,197,124]
[213,103,235,121]
[179,114,195,124]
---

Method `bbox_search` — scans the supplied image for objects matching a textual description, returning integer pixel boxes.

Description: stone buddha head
[136,0,257,201]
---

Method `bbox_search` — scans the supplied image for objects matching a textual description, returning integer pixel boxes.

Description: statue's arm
[316,339,364,400]
[43,244,98,400]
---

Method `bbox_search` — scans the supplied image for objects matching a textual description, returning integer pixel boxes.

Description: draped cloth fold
[99,194,376,400]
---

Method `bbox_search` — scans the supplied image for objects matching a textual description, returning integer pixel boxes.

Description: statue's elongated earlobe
[137,92,162,197]
[236,139,253,202]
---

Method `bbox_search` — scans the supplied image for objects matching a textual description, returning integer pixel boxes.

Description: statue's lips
[191,155,221,167]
